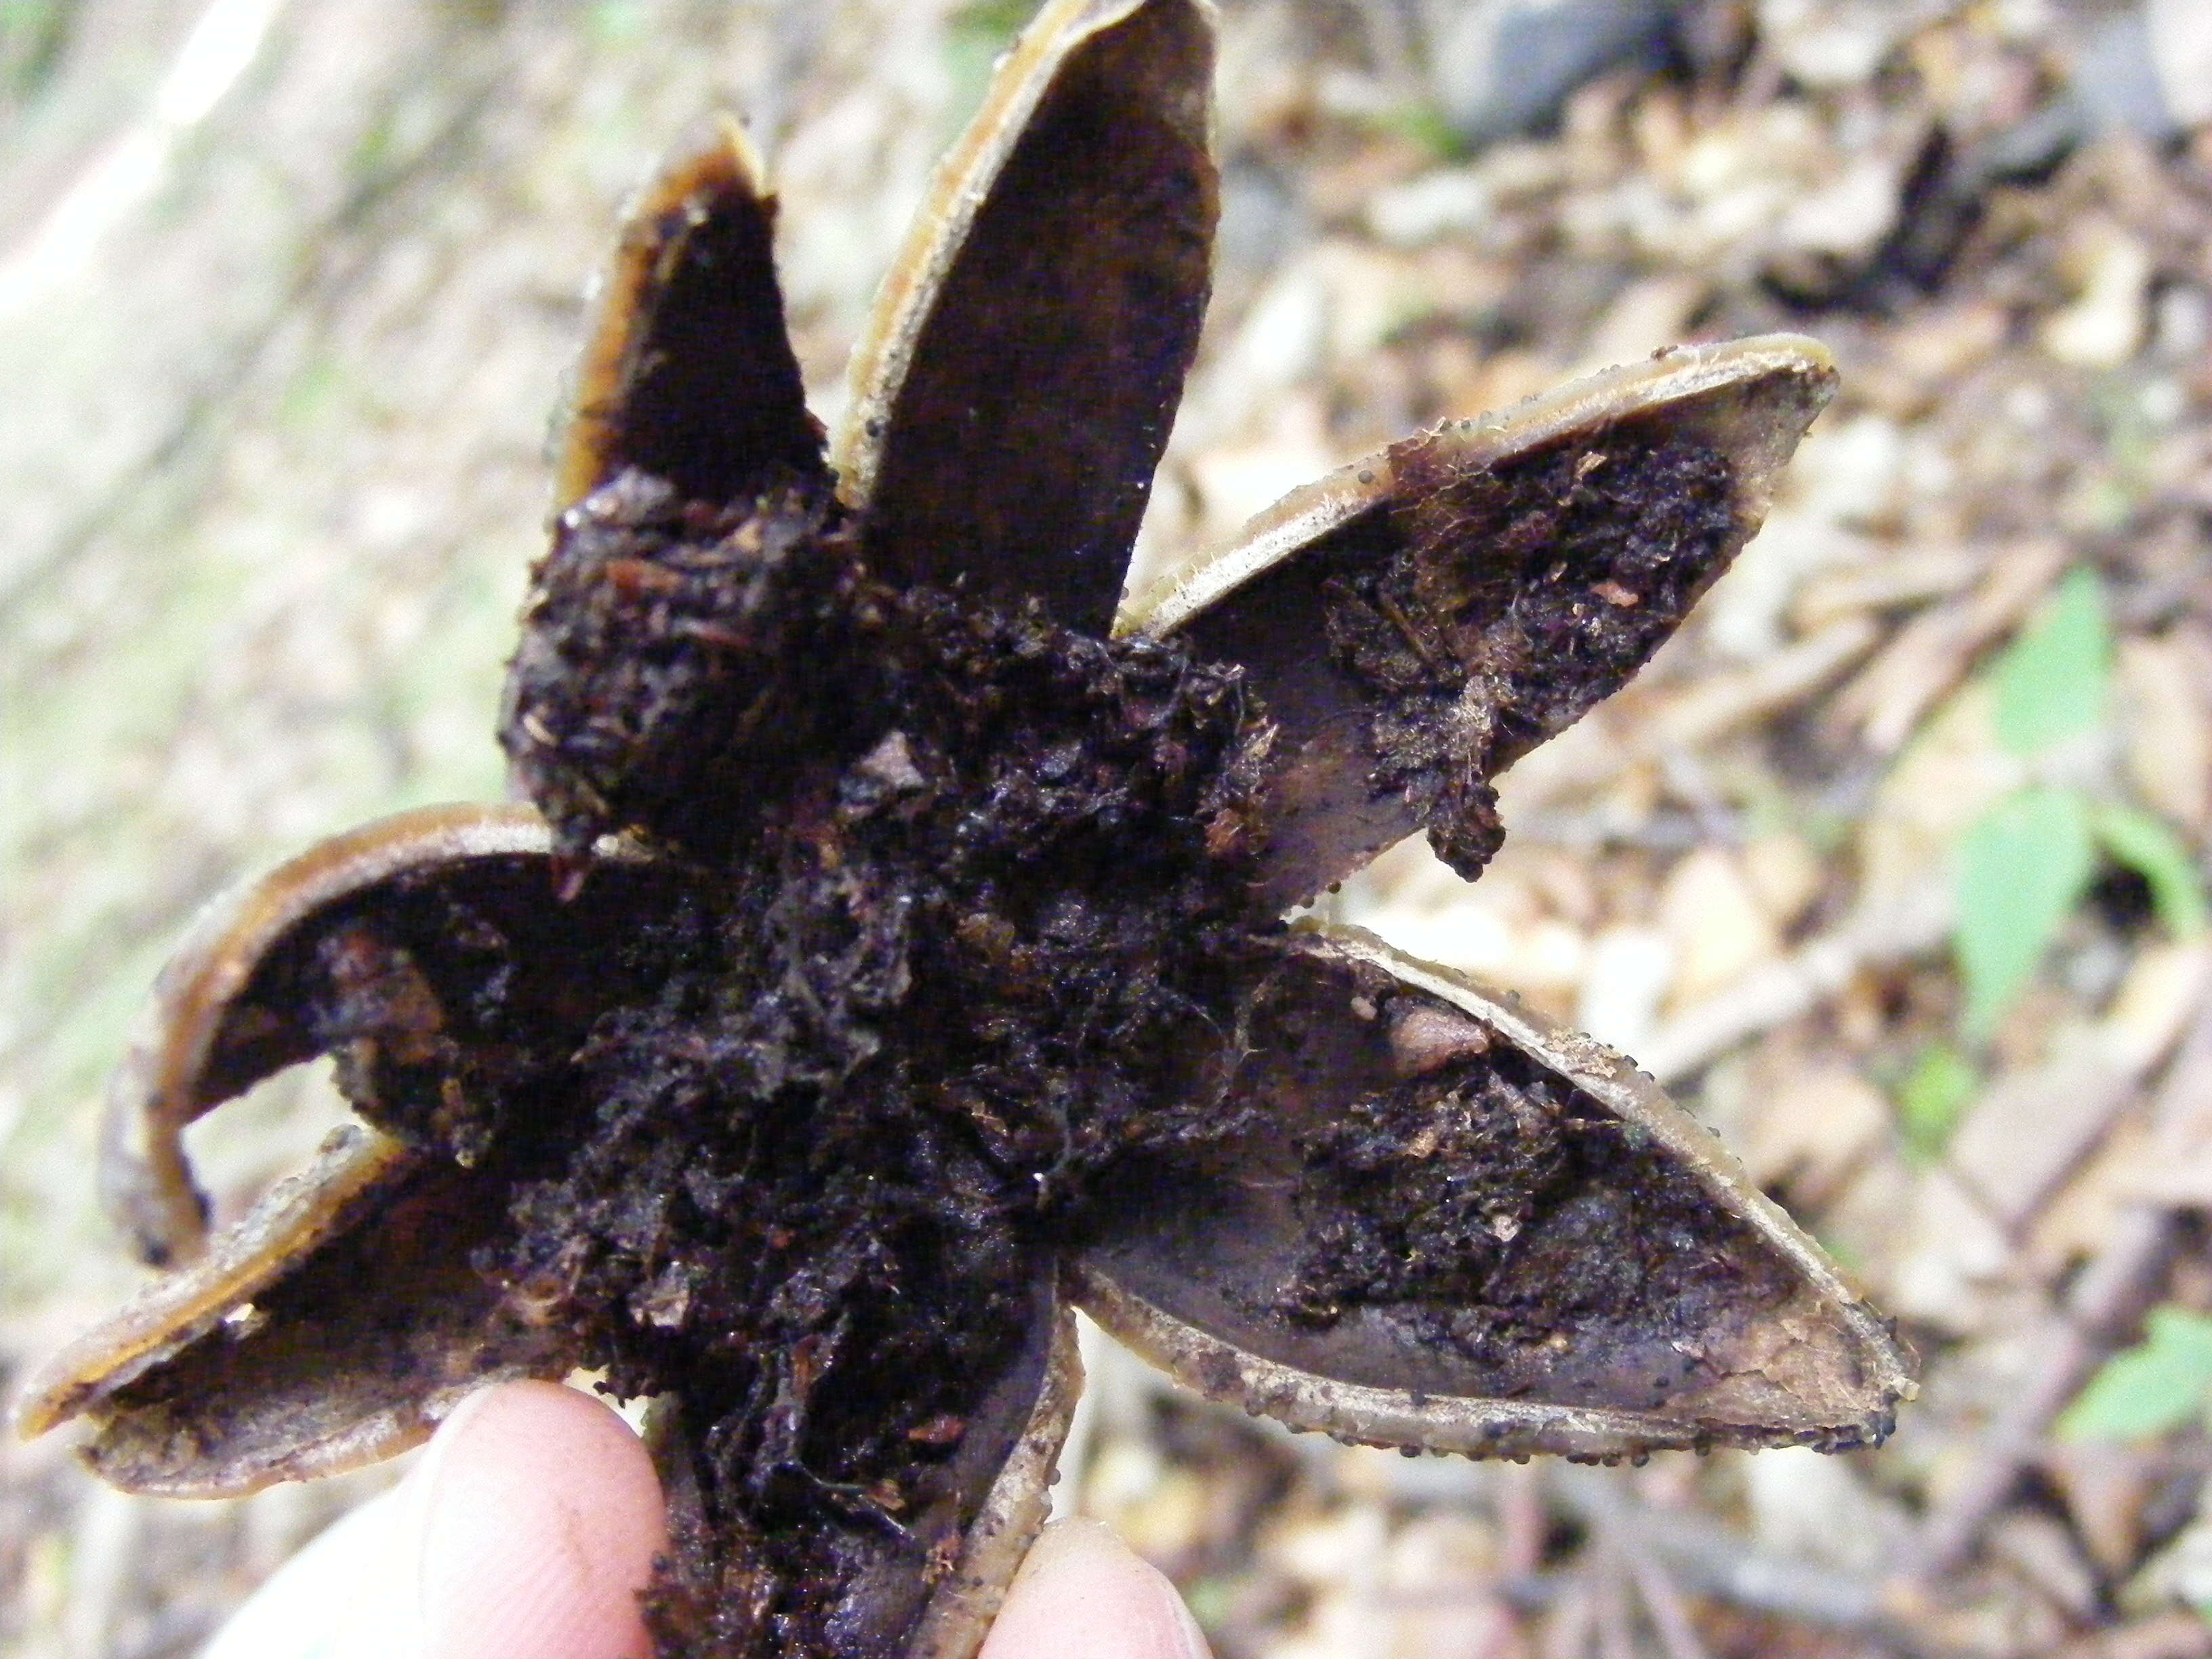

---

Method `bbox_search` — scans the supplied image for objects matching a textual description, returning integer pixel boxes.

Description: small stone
[1367,167,1491,248]
[1757,0,1939,87]
[1380,1509,1499,1594]
[1744,1443,1898,1575]
[1740,830,1824,930]
[1576,925,1674,1057]
[1428,0,1673,150]
[1387,1004,1490,1076]
[1187,392,1337,542]
[1266,1499,1390,1586]
[1658,846,1780,1012]
[856,729,926,793]
[1774,152,1902,266]
[2121,1481,2212,1617]
[1739,1065,1889,1208]
[2148,0,2212,127]
[1082,1436,1208,1563]
[2118,634,2211,833]
[2042,222,2152,369]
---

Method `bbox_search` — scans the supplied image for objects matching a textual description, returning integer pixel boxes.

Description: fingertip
[978,1520,1210,1659]
[413,1380,668,1659]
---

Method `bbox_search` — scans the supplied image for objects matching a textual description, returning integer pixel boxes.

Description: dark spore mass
[489,462,1274,1658]
[1323,432,1736,880]
[1278,1038,1796,1410]
[462,422,1746,1656]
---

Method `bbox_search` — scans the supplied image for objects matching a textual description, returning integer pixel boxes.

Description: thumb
[202,1380,665,1659]
[979,1520,1211,1659]
[405,1380,666,1659]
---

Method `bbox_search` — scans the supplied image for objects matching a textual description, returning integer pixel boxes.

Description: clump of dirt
[455,436,1763,1656]
[1277,1033,1797,1408]
[1277,1056,1576,1328]
[255,855,711,1172]
[499,468,861,869]
[483,464,1277,1659]
[1322,433,1736,878]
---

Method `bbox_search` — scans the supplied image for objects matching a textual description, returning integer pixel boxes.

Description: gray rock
[1425,0,1674,150]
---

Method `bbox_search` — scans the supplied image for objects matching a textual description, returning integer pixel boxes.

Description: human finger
[976,1518,1210,1659]
[201,1380,665,1659]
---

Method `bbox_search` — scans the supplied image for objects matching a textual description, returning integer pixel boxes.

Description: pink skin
[979,1517,1212,1659]
[208,1381,1208,1659]
[406,1382,669,1659]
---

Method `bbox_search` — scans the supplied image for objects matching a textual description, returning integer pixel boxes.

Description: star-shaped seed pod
[16,3,1915,1658]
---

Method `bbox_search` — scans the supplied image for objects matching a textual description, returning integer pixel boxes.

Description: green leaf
[1896,1043,1976,1163]
[1995,567,2110,758]
[948,0,1047,45]
[1378,102,1467,163]
[1956,786,2096,1044]
[2095,803,2211,939]
[0,0,69,101]
[586,1,648,44]
[2060,1307,2212,1441]
[945,0,1050,125]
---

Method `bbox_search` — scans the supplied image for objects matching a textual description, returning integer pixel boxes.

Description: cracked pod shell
[16,800,1088,1659]
[1073,926,1914,1462]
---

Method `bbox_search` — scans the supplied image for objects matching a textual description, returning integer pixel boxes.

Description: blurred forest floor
[9,1,2212,1656]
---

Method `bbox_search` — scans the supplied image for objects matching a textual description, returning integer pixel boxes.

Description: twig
[1543,1581,1595,1659]
[1593,1544,1639,1659]
[1649,615,1882,755]
[1501,615,1879,814]
[2036,1610,2212,1659]
[1640,889,1952,1084]
[1906,990,2212,1580]
[1476,1458,1547,1659]
[1826,537,2067,754]
[1547,1467,1892,1636]
[1472,1597,1537,1659]
[1904,1208,2175,1580]
[1622,1536,1716,1659]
